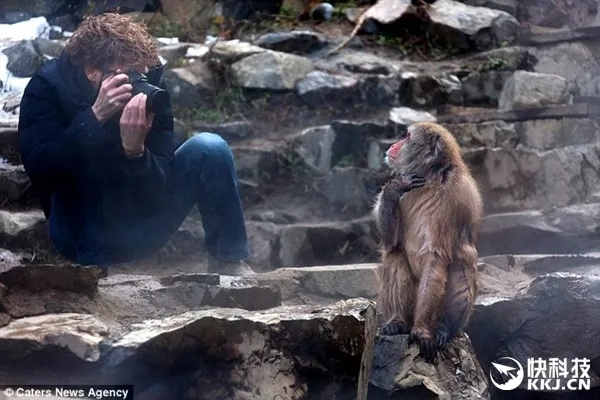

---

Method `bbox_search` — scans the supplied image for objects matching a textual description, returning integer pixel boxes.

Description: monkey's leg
[437,244,478,348]
[409,256,448,362]
[378,251,417,336]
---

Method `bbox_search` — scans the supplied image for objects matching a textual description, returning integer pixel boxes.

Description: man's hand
[91,69,132,123]
[119,93,155,156]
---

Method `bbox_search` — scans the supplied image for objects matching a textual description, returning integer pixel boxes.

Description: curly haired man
[18,13,255,276]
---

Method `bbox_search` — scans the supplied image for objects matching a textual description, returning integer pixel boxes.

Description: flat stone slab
[0,264,102,294]
[258,264,379,304]
[520,25,600,46]
[437,102,600,124]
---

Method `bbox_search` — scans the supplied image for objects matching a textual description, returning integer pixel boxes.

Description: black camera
[126,69,170,113]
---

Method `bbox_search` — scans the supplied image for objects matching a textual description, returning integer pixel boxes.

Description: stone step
[0,268,283,323]
[257,253,600,306]
[437,102,600,124]
[478,202,600,256]
[520,25,600,47]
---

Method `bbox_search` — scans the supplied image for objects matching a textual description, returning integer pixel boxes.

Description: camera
[126,69,170,113]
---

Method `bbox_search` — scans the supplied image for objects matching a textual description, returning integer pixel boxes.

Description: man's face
[85,64,149,89]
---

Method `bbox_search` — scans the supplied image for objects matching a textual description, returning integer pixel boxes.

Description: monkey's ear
[433,135,445,163]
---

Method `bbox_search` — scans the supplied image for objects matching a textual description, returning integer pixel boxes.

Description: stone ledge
[437,102,600,124]
[520,26,600,46]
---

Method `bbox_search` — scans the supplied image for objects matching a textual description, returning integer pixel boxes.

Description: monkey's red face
[386,132,411,163]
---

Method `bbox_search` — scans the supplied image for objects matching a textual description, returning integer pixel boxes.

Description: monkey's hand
[396,174,427,192]
[409,326,439,363]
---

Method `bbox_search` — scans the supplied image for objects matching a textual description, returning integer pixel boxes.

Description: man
[18,13,255,276]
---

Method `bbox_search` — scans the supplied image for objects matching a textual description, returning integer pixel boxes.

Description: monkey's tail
[377,249,416,326]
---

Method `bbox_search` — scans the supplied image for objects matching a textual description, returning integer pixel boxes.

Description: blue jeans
[114,132,250,263]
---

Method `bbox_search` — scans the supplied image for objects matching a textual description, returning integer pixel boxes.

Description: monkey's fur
[372,122,483,362]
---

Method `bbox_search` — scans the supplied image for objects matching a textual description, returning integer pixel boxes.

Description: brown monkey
[372,121,483,362]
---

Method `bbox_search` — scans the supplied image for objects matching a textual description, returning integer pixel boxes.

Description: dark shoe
[207,257,257,277]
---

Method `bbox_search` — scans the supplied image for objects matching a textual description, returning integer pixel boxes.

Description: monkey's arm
[376,175,426,251]
[376,181,404,251]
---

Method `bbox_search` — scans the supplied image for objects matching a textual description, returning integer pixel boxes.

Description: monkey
[372,121,483,362]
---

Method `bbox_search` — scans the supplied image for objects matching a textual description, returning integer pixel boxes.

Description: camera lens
[127,70,170,113]
[146,89,170,113]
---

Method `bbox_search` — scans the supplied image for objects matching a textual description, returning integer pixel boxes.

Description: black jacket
[18,51,176,265]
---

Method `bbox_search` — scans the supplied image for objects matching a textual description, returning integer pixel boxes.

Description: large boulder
[468,272,600,394]
[498,70,576,109]
[477,202,600,256]
[230,51,314,90]
[0,299,377,400]
[428,0,520,50]
[464,145,600,213]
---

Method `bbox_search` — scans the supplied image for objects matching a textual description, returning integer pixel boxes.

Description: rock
[2,39,45,77]
[345,7,379,34]
[238,179,263,206]
[160,0,215,41]
[464,0,518,15]
[192,121,252,142]
[217,0,282,21]
[292,125,336,173]
[230,51,314,90]
[367,138,396,171]
[209,40,266,64]
[359,73,401,107]
[104,299,376,399]
[0,263,102,294]
[0,0,69,19]
[277,218,377,268]
[292,123,369,174]
[468,273,600,391]
[231,145,283,183]
[460,70,513,106]
[33,37,65,58]
[520,0,598,29]
[253,30,328,55]
[467,145,600,213]
[317,167,379,213]
[449,118,600,151]
[245,221,281,271]
[162,61,216,109]
[0,210,48,250]
[0,313,10,328]
[369,333,489,399]
[0,162,30,203]
[297,70,399,108]
[203,281,282,311]
[402,72,464,107]
[296,71,360,107]
[462,46,536,72]
[428,0,520,50]
[258,264,379,304]
[388,107,437,129]
[477,202,600,256]
[73,0,153,18]
[0,282,6,300]
[498,70,575,109]
[358,0,412,25]
[331,119,391,140]
[0,313,110,362]
[531,41,600,97]
[158,43,191,61]
[481,253,600,277]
